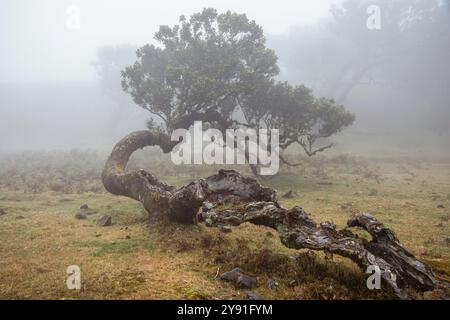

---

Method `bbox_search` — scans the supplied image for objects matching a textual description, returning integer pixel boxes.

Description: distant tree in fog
[92,44,138,109]
[271,0,450,130]
[92,44,149,134]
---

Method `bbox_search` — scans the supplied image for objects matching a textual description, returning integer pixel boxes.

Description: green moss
[174,283,212,299]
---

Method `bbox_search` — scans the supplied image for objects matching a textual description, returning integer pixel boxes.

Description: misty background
[1,0,449,156]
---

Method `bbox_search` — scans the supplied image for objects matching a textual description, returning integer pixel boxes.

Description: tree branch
[102,131,437,298]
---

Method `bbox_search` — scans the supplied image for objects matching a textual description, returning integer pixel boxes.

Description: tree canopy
[121,8,354,163]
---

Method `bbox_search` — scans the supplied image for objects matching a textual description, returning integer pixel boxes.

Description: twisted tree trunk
[102,130,436,299]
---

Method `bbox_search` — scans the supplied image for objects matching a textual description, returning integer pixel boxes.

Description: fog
[1,0,449,156]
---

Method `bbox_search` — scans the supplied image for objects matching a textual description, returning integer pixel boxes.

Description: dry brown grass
[0,155,449,299]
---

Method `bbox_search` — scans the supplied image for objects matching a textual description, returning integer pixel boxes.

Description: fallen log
[102,130,436,299]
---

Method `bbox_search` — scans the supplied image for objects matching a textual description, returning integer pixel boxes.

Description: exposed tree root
[102,130,436,299]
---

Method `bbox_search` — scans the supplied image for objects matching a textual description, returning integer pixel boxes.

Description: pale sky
[0,0,341,83]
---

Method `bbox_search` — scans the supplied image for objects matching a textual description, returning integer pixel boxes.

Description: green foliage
[240,82,355,155]
[122,8,278,131]
[121,8,354,159]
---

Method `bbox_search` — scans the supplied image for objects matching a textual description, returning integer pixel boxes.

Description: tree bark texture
[102,130,436,299]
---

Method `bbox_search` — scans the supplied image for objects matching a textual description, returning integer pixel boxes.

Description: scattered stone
[0,208,7,216]
[97,215,112,227]
[220,268,257,289]
[246,291,260,300]
[267,278,279,290]
[437,204,445,209]
[15,215,25,220]
[205,218,214,227]
[218,224,232,233]
[202,201,215,212]
[282,190,295,199]
[78,204,98,216]
[74,211,87,219]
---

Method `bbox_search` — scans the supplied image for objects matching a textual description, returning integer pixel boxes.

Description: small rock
[437,204,445,209]
[220,267,243,281]
[368,189,378,196]
[202,201,215,212]
[97,215,112,227]
[218,224,232,233]
[237,274,257,289]
[15,215,25,220]
[205,218,214,227]
[125,235,131,239]
[79,204,97,215]
[246,291,260,300]
[267,278,279,290]
[0,208,7,216]
[220,268,257,289]
[74,211,87,219]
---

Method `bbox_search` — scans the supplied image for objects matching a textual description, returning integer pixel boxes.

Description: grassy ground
[0,154,449,299]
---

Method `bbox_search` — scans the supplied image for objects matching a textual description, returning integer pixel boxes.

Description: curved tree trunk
[102,130,436,299]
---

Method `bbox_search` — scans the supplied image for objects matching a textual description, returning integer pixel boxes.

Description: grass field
[0,151,449,299]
